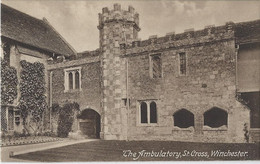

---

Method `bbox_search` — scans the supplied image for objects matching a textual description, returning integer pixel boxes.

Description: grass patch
[13,140,260,161]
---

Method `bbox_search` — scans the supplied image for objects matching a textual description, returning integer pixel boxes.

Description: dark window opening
[173,108,194,128]
[8,108,14,130]
[69,72,73,90]
[140,102,148,123]
[75,71,80,89]
[15,110,21,125]
[151,54,162,78]
[240,92,260,128]
[204,107,228,128]
[1,107,7,131]
[179,52,186,75]
[150,101,157,123]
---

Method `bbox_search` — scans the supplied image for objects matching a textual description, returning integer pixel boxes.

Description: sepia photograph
[0,0,259,162]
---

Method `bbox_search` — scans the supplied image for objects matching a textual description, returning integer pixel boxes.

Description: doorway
[78,109,101,138]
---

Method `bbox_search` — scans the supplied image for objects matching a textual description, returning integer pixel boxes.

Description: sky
[2,0,260,52]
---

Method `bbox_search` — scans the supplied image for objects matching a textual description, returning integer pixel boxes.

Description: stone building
[48,4,259,143]
[1,4,259,142]
[1,4,76,134]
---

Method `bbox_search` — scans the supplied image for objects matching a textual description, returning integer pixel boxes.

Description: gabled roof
[1,4,76,57]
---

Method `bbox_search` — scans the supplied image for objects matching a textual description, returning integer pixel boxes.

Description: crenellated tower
[98,4,140,49]
[97,4,140,140]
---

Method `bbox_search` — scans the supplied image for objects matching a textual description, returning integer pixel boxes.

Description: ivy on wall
[19,60,47,127]
[57,102,79,137]
[1,59,18,105]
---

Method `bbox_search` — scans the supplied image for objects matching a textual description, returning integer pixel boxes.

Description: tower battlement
[97,3,140,31]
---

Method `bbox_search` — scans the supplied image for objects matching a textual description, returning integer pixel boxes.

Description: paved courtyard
[1,138,96,162]
[9,140,260,162]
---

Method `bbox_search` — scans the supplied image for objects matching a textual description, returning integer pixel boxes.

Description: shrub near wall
[57,102,79,137]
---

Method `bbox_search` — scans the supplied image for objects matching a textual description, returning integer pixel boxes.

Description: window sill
[249,128,260,131]
[64,89,82,93]
[137,123,159,127]
[172,126,194,131]
[203,125,228,131]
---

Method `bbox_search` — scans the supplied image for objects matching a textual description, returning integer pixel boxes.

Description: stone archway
[77,108,101,138]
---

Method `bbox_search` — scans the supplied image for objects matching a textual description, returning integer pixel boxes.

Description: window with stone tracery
[139,101,158,124]
[179,52,187,75]
[64,67,82,91]
[150,54,162,78]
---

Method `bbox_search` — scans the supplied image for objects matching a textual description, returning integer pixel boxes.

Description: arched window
[150,101,157,123]
[173,109,194,128]
[204,107,228,128]
[151,54,162,78]
[75,71,80,89]
[64,67,82,91]
[69,72,73,90]
[140,102,148,123]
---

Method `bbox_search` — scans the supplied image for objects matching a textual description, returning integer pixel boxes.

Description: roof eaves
[42,17,77,56]
[1,35,64,57]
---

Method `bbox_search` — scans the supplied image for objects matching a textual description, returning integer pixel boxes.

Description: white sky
[2,0,260,52]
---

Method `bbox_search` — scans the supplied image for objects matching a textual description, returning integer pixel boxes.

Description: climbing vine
[19,60,47,131]
[1,58,18,105]
[57,102,79,137]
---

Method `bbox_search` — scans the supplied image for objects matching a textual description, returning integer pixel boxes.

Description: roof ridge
[1,3,76,57]
[1,3,43,22]
[42,18,77,55]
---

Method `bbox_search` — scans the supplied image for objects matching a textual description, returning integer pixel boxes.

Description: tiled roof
[1,4,76,57]
[235,19,260,44]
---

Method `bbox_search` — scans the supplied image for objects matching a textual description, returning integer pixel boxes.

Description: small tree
[19,60,47,134]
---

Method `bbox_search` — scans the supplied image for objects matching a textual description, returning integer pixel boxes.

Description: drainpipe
[235,44,239,90]
[49,71,53,131]
[123,24,129,141]
[126,57,129,141]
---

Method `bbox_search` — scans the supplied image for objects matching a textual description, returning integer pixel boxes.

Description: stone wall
[49,56,102,132]
[46,5,257,142]
[123,27,250,142]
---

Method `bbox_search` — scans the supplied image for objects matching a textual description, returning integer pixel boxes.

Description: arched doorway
[77,108,101,138]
